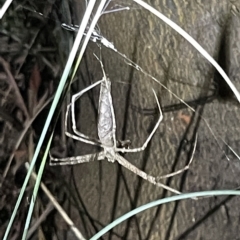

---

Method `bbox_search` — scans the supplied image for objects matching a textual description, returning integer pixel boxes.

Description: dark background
[0,0,240,239]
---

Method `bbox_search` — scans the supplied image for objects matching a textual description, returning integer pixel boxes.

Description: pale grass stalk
[0,0,13,19]
[25,162,85,240]
[27,203,54,239]
[133,0,240,103]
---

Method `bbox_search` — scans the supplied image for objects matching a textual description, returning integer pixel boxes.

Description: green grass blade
[21,133,53,239]
[21,0,108,238]
[90,190,240,240]
[3,0,97,239]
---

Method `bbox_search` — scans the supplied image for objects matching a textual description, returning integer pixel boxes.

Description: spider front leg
[64,103,104,147]
[116,89,162,153]
[49,151,106,166]
[69,79,104,145]
[49,99,104,165]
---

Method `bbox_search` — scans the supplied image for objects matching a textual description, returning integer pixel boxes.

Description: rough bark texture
[58,1,240,239]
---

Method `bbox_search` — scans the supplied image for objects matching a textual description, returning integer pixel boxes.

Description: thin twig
[25,162,85,240]
[27,203,54,239]
[0,106,22,130]
[0,57,29,119]
[1,95,53,184]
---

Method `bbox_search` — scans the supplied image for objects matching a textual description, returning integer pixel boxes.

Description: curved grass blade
[3,0,97,239]
[90,190,240,240]
[133,0,240,103]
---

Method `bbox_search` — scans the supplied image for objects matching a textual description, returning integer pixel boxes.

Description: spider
[50,59,181,194]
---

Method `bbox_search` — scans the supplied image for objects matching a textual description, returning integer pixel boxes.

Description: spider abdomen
[97,78,115,147]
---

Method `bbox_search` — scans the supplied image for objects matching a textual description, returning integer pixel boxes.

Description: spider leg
[50,151,106,166]
[158,133,198,179]
[116,89,162,153]
[65,103,104,147]
[112,152,180,194]
[70,79,103,144]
